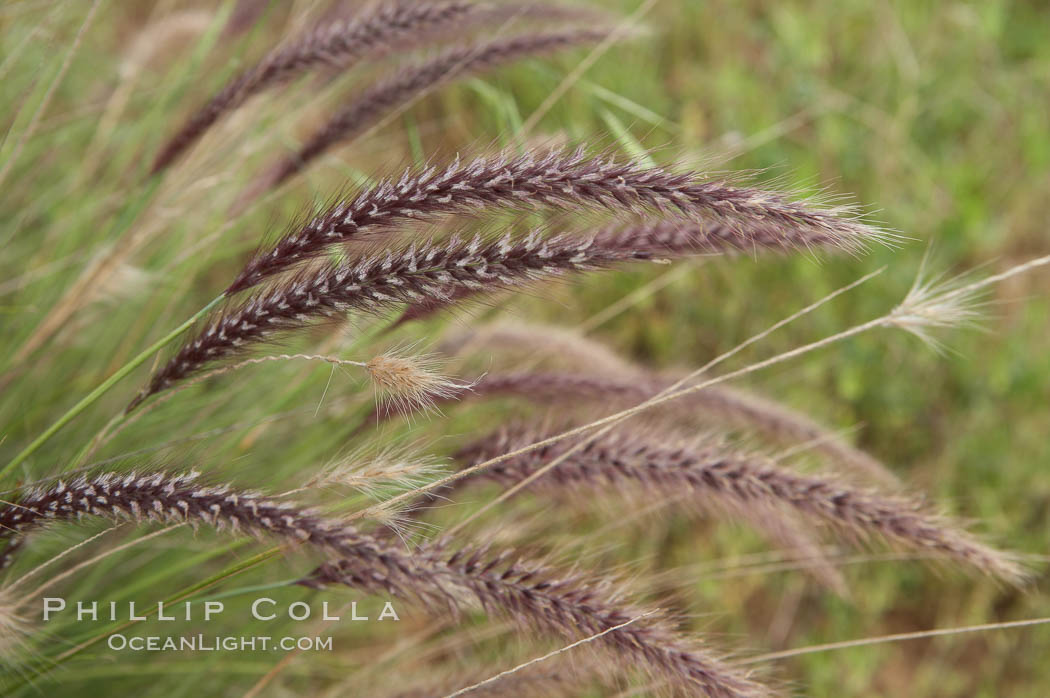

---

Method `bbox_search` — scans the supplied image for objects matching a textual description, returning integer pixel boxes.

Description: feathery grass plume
[131,226,732,410]
[0,469,406,571]
[187,351,472,421]
[449,424,1025,584]
[358,368,896,485]
[226,149,885,294]
[274,445,448,541]
[886,259,994,349]
[390,417,847,593]
[149,0,522,173]
[0,472,322,559]
[360,372,661,426]
[365,350,475,417]
[590,217,878,256]
[300,448,447,500]
[255,28,618,193]
[303,548,767,698]
[440,321,642,374]
[437,322,898,484]
[673,385,896,485]
[0,471,766,697]
[396,424,848,595]
[878,253,1050,344]
[387,216,870,327]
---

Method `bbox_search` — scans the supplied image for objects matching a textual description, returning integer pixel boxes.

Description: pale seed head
[365,351,474,417]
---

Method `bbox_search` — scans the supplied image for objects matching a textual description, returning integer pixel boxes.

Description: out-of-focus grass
[527,3,1050,695]
[1,1,1048,696]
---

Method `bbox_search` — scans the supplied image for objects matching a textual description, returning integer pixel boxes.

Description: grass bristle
[303,448,447,500]
[452,424,1027,585]
[305,546,769,697]
[226,148,887,294]
[253,28,620,195]
[1,470,764,697]
[132,227,745,408]
[150,1,481,173]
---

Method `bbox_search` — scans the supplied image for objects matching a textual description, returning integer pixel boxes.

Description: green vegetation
[1,1,1048,695]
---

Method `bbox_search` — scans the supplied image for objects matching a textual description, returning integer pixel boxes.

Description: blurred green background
[1,0,1049,695]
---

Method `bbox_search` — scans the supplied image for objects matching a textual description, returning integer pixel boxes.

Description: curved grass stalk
[739,616,1050,665]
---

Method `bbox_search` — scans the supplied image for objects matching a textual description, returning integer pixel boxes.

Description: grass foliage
[1,1,1049,695]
